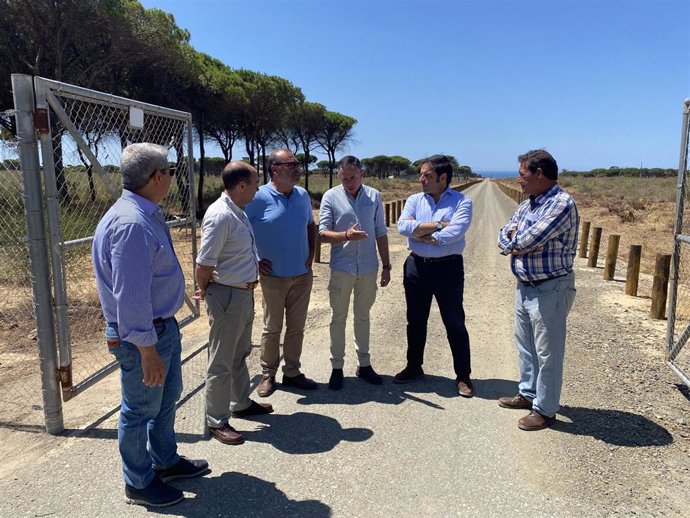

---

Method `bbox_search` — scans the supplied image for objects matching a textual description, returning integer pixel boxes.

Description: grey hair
[121,143,170,191]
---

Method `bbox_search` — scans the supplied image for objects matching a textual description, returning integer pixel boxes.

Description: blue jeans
[107,318,182,488]
[514,272,576,417]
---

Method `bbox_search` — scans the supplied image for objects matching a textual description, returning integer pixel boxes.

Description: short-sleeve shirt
[196,192,259,286]
[244,183,313,277]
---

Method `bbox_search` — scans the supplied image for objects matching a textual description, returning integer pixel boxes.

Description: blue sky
[140,0,689,172]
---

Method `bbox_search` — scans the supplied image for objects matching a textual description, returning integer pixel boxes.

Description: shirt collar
[121,189,160,216]
[221,191,245,217]
[531,183,560,209]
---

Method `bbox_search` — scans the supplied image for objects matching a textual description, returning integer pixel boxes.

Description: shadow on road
[286,374,460,409]
[470,378,520,401]
[241,411,372,454]
[154,471,331,517]
[554,406,673,446]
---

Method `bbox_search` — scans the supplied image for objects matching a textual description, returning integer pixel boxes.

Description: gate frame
[666,98,690,389]
[12,74,201,433]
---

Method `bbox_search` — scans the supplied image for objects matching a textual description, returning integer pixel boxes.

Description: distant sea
[476,171,516,179]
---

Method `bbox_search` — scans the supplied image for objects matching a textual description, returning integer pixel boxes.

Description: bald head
[222,161,256,191]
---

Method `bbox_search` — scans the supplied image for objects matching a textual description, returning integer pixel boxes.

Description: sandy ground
[0,179,688,517]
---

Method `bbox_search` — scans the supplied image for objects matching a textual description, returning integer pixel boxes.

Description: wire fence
[0,130,46,427]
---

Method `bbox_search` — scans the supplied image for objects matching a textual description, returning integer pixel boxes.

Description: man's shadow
[554,406,673,446]
[241,412,372,454]
[155,471,331,517]
[468,378,520,401]
[285,374,461,410]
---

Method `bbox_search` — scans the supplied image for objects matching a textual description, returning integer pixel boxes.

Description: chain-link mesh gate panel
[37,79,200,397]
[0,130,45,427]
[667,99,690,387]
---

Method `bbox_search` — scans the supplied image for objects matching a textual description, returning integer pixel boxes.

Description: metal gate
[667,98,690,389]
[9,74,201,433]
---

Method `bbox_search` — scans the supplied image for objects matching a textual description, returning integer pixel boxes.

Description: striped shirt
[497,183,579,282]
[92,190,185,347]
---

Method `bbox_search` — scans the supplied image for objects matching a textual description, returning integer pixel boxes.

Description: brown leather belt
[215,280,259,290]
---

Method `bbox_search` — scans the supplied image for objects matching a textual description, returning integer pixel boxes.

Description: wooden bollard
[314,232,321,263]
[625,245,642,296]
[391,200,397,223]
[579,221,591,258]
[650,253,671,319]
[587,227,603,268]
[603,234,620,280]
[397,199,403,215]
[385,202,391,227]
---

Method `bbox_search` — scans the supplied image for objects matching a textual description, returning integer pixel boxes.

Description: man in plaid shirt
[497,149,578,431]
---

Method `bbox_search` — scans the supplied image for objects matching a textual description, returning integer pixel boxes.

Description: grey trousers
[204,283,254,429]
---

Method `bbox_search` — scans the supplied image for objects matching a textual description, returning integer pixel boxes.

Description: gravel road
[0,179,688,517]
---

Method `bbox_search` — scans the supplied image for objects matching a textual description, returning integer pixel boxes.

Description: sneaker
[328,369,344,390]
[282,373,318,390]
[393,366,424,384]
[356,365,383,385]
[154,456,209,482]
[125,477,184,507]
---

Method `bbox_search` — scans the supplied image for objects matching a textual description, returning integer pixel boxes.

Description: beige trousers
[259,271,313,377]
[328,269,378,369]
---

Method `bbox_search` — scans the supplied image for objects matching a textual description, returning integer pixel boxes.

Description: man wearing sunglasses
[245,149,318,396]
[93,143,207,507]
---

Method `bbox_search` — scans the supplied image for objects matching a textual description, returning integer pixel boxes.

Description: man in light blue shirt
[395,155,475,398]
[319,156,391,390]
[245,149,317,396]
[93,143,207,507]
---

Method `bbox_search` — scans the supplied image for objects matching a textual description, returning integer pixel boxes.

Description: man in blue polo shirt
[245,149,318,396]
[319,155,391,390]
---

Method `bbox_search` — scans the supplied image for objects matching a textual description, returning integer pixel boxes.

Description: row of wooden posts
[494,180,672,320]
[579,221,671,320]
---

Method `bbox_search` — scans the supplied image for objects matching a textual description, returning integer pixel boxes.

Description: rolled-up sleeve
[197,213,229,267]
[397,195,419,237]
[318,191,333,234]
[433,197,472,245]
[374,192,387,238]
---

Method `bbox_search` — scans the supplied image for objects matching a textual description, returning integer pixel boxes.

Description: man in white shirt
[194,161,273,445]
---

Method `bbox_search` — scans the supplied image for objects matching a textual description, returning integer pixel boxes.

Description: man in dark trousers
[395,154,474,397]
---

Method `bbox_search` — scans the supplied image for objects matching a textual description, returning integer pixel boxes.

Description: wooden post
[650,254,671,319]
[603,234,620,280]
[390,200,397,223]
[587,227,602,268]
[397,199,403,216]
[314,232,321,263]
[578,221,591,258]
[625,245,642,296]
[385,202,391,227]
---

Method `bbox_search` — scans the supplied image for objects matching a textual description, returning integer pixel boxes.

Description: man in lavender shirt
[93,143,207,507]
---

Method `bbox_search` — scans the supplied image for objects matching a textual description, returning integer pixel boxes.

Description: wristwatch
[436,221,443,231]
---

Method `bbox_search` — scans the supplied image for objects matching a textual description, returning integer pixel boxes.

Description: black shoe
[125,477,184,507]
[154,456,209,483]
[356,365,383,385]
[282,373,318,390]
[328,369,344,390]
[393,366,424,384]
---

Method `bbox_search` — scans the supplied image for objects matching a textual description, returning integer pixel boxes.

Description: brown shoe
[498,394,533,410]
[518,410,556,431]
[231,400,274,419]
[257,375,276,397]
[209,424,244,445]
[457,378,475,398]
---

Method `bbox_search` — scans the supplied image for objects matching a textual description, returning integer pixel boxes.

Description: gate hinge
[57,365,73,401]
[34,108,50,134]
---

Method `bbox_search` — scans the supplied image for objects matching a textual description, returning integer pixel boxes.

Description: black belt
[153,316,175,325]
[411,253,461,264]
[518,275,565,287]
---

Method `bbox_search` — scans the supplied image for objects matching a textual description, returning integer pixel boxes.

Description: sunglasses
[150,166,176,178]
[274,161,300,168]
